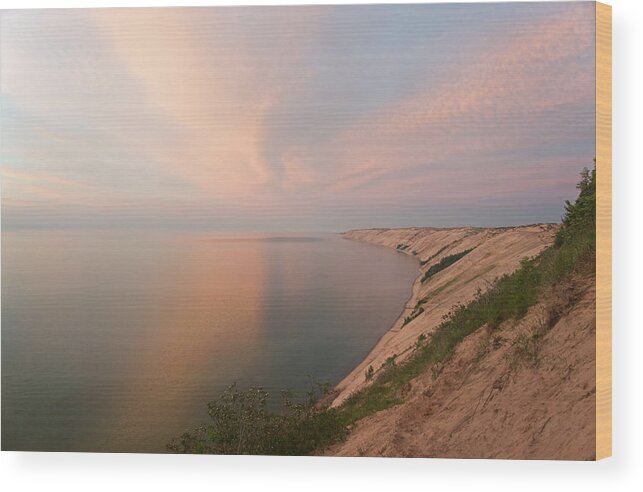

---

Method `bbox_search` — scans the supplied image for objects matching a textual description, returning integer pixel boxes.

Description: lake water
[1,230,419,452]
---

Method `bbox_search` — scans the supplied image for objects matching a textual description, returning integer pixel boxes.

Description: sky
[1,2,596,232]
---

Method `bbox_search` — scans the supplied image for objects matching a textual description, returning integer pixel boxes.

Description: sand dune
[333,224,559,407]
[328,263,595,459]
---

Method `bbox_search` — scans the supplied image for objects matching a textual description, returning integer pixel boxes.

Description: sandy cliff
[333,225,559,407]
[328,264,595,459]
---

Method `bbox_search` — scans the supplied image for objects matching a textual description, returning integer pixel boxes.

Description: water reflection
[2,231,418,452]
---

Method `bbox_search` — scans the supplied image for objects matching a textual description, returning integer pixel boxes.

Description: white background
[1,0,641,490]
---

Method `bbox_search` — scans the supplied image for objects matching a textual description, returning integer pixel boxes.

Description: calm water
[1,230,418,452]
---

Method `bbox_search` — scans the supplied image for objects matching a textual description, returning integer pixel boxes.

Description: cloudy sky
[1,2,596,231]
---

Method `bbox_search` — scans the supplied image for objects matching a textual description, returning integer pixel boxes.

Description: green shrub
[402,306,425,326]
[167,383,346,455]
[556,165,596,249]
[420,244,451,266]
[421,248,474,283]
[415,297,428,309]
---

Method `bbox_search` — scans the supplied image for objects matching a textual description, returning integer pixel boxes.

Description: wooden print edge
[595,1,612,461]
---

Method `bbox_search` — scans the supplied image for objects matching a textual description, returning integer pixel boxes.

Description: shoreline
[331,224,560,407]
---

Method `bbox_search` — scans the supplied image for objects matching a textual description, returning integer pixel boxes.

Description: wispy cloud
[1,3,596,230]
[323,2,595,199]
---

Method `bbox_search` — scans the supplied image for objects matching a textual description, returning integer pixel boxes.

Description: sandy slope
[333,225,559,407]
[327,265,596,459]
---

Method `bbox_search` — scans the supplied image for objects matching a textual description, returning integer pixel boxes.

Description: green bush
[402,306,425,326]
[420,244,451,266]
[556,165,596,249]
[421,248,474,283]
[167,383,346,455]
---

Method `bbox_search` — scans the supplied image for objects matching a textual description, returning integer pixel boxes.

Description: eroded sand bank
[333,224,559,407]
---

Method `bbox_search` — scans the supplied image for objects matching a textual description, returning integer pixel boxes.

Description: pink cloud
[326,3,595,197]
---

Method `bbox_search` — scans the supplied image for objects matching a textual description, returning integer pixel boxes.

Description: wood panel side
[595,1,612,461]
